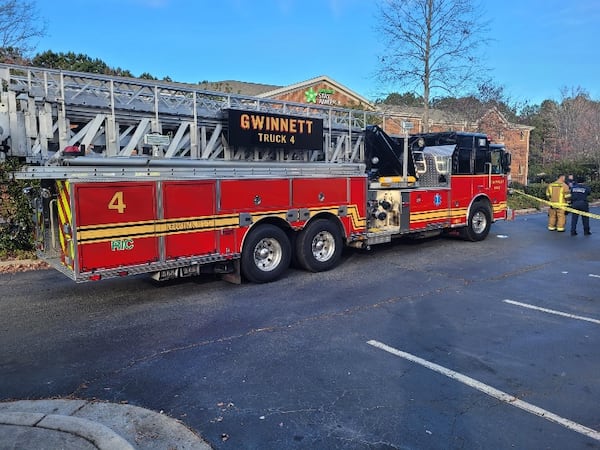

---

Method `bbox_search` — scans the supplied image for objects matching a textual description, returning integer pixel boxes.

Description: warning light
[63,145,85,157]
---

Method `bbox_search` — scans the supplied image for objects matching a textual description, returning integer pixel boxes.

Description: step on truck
[2,63,512,283]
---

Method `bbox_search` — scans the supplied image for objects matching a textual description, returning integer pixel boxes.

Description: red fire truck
[3,64,511,283]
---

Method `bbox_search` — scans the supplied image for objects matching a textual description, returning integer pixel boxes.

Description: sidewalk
[0,399,212,450]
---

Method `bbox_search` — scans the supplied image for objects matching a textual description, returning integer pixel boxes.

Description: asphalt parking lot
[1,208,599,449]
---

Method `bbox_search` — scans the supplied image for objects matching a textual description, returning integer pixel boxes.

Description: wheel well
[470,196,492,218]
[303,212,347,242]
[242,217,291,250]
[255,216,290,229]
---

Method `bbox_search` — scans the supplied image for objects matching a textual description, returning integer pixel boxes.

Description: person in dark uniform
[570,175,592,236]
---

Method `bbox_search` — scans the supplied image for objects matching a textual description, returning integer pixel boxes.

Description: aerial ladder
[0,63,375,168]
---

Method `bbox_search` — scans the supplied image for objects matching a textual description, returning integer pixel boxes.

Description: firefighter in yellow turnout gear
[546,174,571,232]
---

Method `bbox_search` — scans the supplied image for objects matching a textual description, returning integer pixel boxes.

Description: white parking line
[590,274,600,279]
[367,340,600,442]
[503,300,600,325]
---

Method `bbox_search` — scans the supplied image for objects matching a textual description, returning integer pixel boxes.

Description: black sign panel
[228,109,323,150]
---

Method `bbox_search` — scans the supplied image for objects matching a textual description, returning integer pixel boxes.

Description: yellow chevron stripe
[348,205,366,229]
[56,182,67,254]
[303,205,366,229]
[56,181,75,269]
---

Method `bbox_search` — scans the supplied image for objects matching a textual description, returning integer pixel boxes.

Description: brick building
[199,76,532,185]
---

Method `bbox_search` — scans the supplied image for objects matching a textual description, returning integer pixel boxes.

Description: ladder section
[0,63,377,165]
[13,157,366,181]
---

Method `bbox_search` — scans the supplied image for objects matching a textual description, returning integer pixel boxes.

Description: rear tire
[461,203,491,241]
[295,219,343,272]
[241,224,291,283]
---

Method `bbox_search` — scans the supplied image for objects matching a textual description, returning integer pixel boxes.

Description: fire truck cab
[364,128,511,246]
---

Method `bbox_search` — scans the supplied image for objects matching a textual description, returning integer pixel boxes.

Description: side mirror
[502,153,511,173]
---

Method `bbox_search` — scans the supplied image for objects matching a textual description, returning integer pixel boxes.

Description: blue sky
[34,0,600,106]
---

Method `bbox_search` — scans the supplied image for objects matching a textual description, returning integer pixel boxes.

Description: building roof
[197,75,373,108]
[377,104,467,125]
[378,104,534,131]
[257,75,374,108]
[196,80,282,96]
[478,107,535,131]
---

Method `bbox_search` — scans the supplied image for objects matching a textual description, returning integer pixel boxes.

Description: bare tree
[376,0,490,131]
[0,0,46,57]
[555,87,600,175]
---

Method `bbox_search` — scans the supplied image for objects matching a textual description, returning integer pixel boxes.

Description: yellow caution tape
[511,189,600,220]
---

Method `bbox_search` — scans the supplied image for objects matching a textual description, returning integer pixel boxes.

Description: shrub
[508,182,545,210]
[0,159,35,258]
[588,181,600,200]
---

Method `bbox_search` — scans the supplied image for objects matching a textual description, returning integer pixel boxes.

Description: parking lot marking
[590,274,600,279]
[503,300,600,325]
[367,340,600,442]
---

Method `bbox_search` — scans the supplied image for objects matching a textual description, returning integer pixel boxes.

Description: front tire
[461,204,491,241]
[241,224,291,283]
[295,219,343,272]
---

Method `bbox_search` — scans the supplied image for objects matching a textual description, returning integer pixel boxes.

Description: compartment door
[75,182,159,271]
[162,181,217,259]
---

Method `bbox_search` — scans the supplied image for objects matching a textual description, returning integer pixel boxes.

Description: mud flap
[221,259,241,284]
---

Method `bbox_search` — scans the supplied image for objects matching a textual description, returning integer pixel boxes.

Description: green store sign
[304,87,338,106]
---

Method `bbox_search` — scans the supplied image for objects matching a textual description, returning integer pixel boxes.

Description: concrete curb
[514,208,540,215]
[0,399,212,450]
[0,411,134,449]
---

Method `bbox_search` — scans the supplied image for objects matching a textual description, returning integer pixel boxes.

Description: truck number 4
[108,191,126,214]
